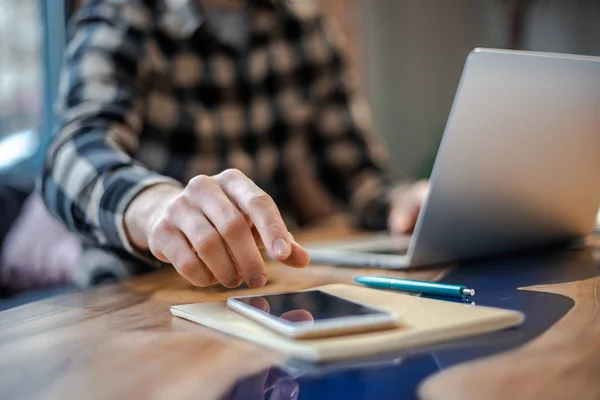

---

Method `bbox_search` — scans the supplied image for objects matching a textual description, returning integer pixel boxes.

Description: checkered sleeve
[307,16,408,230]
[41,2,179,262]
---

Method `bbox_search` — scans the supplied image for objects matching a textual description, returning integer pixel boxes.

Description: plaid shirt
[41,0,402,287]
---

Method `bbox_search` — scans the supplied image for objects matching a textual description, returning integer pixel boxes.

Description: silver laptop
[307,48,600,269]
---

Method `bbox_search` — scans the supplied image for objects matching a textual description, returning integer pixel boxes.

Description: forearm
[41,131,179,252]
[40,1,183,258]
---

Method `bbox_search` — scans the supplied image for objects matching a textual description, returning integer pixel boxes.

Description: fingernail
[273,238,291,258]
[226,277,242,288]
[250,274,267,288]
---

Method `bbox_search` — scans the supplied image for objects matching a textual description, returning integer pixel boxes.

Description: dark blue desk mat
[222,247,600,400]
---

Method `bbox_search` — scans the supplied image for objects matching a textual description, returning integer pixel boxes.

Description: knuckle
[177,258,199,279]
[180,262,214,287]
[220,214,248,239]
[218,168,244,182]
[263,219,286,237]
[187,175,213,192]
[188,221,209,241]
[239,260,265,278]
[180,189,195,203]
[195,232,222,255]
[193,273,215,288]
[163,199,183,221]
[149,219,174,241]
[247,191,274,209]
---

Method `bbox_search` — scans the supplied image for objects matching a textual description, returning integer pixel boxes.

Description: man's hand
[124,169,310,288]
[388,180,429,235]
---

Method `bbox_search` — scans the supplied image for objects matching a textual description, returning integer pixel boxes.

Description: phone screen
[233,290,387,325]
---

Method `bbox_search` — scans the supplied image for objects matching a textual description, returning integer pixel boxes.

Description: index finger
[214,169,293,261]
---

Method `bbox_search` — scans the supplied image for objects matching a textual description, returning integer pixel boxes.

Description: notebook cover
[170,284,524,362]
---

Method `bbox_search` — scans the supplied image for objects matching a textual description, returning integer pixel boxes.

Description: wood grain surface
[419,236,600,400]
[1,230,598,399]
[0,229,445,400]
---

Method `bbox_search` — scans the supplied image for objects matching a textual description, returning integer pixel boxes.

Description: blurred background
[1,0,600,184]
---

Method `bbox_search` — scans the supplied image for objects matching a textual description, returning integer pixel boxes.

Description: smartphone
[226,290,399,339]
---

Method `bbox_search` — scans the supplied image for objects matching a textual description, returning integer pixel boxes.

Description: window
[0,1,70,176]
[0,0,43,169]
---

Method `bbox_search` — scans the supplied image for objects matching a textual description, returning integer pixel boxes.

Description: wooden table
[0,229,599,400]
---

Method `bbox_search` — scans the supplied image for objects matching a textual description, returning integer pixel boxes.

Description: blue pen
[353,276,475,297]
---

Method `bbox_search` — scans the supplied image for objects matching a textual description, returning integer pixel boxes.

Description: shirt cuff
[99,165,181,268]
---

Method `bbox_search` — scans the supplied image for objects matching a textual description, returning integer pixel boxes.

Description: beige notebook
[171,284,524,363]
